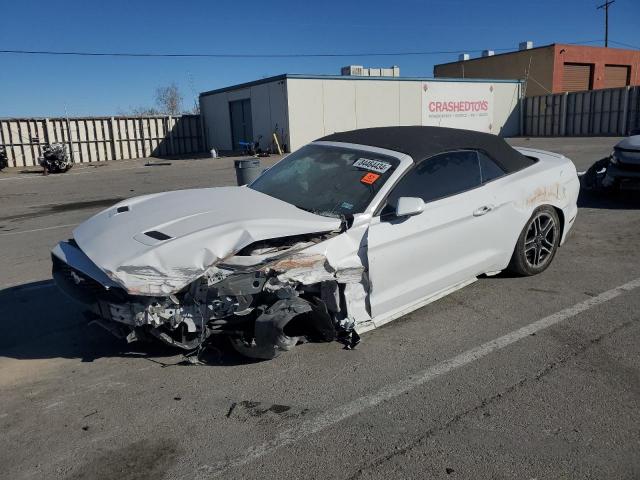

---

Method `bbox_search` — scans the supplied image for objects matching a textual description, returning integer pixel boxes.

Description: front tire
[508,206,561,276]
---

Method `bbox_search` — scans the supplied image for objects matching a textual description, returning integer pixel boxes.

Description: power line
[609,40,639,50]
[0,41,605,59]
[0,48,511,58]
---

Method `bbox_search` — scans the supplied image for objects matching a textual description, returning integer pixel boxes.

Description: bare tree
[129,106,161,116]
[155,83,183,115]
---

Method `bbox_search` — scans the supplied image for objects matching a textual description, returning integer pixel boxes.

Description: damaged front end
[52,232,365,359]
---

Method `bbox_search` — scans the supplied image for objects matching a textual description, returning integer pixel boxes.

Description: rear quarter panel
[487,148,579,271]
[510,147,579,243]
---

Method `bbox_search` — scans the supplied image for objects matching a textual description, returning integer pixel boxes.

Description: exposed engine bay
[53,231,364,359]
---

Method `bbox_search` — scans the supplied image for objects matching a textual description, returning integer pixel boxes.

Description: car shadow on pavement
[0,280,253,366]
[577,187,640,210]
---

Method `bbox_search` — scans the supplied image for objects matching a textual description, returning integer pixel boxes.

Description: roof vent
[482,50,495,57]
[458,53,470,61]
[116,206,129,213]
[519,41,533,51]
[341,65,400,77]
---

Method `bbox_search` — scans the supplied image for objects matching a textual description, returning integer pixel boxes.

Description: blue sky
[1,0,638,117]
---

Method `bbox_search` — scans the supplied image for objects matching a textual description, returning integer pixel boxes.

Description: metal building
[199,74,523,153]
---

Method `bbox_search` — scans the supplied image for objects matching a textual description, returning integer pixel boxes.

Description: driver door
[367,150,501,319]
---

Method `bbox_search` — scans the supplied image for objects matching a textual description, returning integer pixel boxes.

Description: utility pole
[597,0,615,47]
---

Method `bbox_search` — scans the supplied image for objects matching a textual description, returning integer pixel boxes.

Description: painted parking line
[0,223,79,237]
[198,275,640,478]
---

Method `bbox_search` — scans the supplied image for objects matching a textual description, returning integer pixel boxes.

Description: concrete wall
[0,115,203,168]
[524,86,640,136]
[286,78,521,151]
[200,79,289,152]
[434,46,555,97]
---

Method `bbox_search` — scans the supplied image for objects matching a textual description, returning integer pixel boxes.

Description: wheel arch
[550,205,565,243]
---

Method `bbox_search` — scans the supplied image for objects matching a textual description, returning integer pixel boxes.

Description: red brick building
[434,43,640,97]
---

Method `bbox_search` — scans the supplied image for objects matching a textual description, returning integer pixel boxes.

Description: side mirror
[395,197,424,217]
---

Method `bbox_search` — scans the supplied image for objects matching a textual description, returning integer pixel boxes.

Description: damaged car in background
[582,129,640,192]
[52,126,580,360]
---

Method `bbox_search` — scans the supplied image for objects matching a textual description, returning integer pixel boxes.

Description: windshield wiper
[293,204,315,214]
[293,204,342,219]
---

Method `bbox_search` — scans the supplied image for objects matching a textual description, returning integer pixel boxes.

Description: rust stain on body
[527,183,565,206]
[269,254,326,271]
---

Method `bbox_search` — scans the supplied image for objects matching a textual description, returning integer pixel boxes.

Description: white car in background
[51,127,580,359]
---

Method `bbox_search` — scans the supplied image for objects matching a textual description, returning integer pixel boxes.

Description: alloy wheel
[524,212,557,268]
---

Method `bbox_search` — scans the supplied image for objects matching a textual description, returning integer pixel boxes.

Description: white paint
[358,277,477,334]
[66,186,341,295]
[0,223,79,237]
[198,276,640,477]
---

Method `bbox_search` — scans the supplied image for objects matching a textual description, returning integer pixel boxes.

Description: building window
[604,65,630,88]
[562,63,593,92]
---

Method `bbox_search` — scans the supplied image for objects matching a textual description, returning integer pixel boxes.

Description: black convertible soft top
[318,126,534,173]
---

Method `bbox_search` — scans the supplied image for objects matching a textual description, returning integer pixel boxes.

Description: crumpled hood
[73,186,341,295]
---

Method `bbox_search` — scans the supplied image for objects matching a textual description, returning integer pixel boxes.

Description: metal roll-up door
[562,63,593,92]
[604,65,630,88]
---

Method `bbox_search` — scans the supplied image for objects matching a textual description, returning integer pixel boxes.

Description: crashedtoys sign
[422,82,494,133]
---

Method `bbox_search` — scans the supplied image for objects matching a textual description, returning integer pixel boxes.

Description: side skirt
[355,277,478,334]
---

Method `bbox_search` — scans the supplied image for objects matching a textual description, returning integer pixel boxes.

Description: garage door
[562,63,593,92]
[604,65,630,88]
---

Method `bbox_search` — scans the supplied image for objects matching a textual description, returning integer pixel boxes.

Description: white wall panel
[355,81,400,129]
[322,80,357,136]
[286,79,325,151]
[398,82,423,125]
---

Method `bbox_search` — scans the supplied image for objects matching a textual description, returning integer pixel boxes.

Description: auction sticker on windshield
[353,158,392,174]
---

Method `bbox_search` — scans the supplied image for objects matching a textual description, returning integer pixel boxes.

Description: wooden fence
[523,86,640,137]
[0,115,204,168]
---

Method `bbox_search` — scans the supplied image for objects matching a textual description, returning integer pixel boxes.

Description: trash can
[234,158,261,186]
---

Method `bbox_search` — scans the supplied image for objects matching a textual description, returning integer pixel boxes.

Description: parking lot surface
[1,138,639,480]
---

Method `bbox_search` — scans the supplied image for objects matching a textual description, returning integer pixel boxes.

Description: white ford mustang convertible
[52,126,580,359]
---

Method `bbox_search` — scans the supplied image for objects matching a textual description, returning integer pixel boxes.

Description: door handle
[473,205,494,216]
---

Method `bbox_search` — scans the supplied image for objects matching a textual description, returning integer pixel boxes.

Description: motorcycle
[0,146,7,171]
[39,143,73,173]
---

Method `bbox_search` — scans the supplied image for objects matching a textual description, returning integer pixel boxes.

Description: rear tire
[508,206,561,276]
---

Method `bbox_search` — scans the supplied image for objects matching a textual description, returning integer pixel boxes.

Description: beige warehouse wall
[434,47,554,97]
[200,80,289,152]
[286,78,521,151]
[287,79,426,150]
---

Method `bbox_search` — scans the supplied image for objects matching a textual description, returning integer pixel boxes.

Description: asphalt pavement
[1,138,639,480]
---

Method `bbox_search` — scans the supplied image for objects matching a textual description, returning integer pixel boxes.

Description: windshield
[249,144,399,217]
